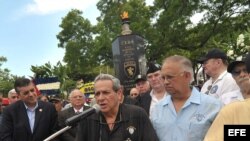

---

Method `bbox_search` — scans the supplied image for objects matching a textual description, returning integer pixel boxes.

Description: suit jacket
[58,106,90,141]
[0,100,58,141]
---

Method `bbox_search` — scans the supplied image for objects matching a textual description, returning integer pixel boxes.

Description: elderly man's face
[237,77,250,98]
[202,59,221,76]
[161,61,189,95]
[147,70,165,90]
[135,80,150,94]
[94,80,121,114]
[9,93,19,104]
[70,90,85,108]
[232,63,248,85]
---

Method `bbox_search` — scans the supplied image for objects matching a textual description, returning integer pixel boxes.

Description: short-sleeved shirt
[201,71,240,103]
[220,89,244,105]
[204,99,250,141]
[151,87,222,141]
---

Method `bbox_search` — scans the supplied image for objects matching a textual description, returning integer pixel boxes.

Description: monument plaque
[112,12,147,95]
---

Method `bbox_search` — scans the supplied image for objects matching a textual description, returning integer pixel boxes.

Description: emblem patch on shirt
[127,126,136,134]
[193,113,205,122]
[210,85,218,94]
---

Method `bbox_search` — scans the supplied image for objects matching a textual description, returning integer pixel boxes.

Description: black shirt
[75,104,159,141]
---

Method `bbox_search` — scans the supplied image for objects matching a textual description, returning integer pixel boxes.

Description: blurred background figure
[137,62,168,117]
[58,89,90,141]
[198,48,240,104]
[49,96,63,112]
[37,95,49,102]
[120,85,138,105]
[204,53,250,141]
[0,97,3,124]
[129,87,139,99]
[237,75,250,99]
[1,98,10,110]
[135,74,151,95]
[8,89,19,104]
[221,57,248,104]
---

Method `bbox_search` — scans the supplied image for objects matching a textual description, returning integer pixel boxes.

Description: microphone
[65,104,100,126]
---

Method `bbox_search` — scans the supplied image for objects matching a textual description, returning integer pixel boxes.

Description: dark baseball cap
[146,62,161,75]
[227,60,245,73]
[197,48,227,63]
[49,96,61,103]
[135,74,147,83]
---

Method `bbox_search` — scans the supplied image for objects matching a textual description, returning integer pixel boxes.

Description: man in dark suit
[0,78,58,141]
[58,89,90,141]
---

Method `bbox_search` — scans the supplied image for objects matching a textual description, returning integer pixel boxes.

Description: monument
[112,11,147,95]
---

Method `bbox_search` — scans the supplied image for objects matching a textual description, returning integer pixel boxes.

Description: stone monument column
[112,11,147,95]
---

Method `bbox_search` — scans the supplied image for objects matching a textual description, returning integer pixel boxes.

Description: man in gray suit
[58,89,90,141]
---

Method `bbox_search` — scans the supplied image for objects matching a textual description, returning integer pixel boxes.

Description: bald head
[69,89,86,109]
[8,89,19,104]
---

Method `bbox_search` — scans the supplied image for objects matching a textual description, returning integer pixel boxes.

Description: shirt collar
[74,107,83,113]
[161,87,201,106]
[183,87,201,106]
[24,102,38,111]
[210,70,228,84]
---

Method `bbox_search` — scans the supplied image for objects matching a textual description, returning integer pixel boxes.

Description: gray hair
[163,55,194,82]
[69,89,85,99]
[8,89,17,98]
[94,74,121,92]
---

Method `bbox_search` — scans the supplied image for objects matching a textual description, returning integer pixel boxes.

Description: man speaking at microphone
[75,74,159,141]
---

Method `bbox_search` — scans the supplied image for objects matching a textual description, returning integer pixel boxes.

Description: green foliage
[0,56,15,97]
[52,0,250,87]
[0,56,7,67]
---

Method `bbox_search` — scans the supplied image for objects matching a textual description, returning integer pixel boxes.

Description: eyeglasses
[232,69,248,76]
[162,72,185,81]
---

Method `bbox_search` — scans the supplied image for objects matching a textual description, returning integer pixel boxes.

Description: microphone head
[92,104,101,113]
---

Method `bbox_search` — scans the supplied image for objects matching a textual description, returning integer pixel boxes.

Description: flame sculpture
[121,11,129,19]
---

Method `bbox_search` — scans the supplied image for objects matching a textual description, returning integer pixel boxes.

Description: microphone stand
[44,105,100,141]
[43,126,72,141]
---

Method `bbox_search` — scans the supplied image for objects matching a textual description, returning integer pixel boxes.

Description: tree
[31,61,76,96]
[57,9,98,80]
[151,0,250,82]
[56,0,250,85]
[0,56,15,97]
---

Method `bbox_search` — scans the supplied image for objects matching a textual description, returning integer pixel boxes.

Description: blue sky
[0,0,99,77]
[1,0,201,77]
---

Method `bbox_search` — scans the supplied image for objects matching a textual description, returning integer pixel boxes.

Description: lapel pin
[39,109,42,112]
[127,126,136,135]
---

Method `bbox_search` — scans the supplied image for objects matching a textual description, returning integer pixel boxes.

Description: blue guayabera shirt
[151,87,223,141]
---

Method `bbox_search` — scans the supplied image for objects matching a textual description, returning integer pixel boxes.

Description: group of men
[0,48,250,141]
